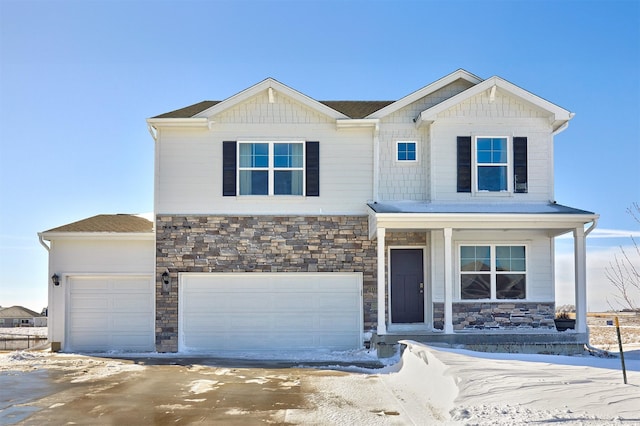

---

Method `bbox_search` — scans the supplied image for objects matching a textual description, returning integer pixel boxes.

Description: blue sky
[1,0,638,312]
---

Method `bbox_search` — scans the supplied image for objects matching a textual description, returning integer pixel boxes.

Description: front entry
[390,249,424,323]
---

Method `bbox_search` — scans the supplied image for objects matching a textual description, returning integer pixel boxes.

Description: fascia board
[366,69,483,119]
[336,118,379,129]
[373,212,598,230]
[418,76,573,125]
[193,78,349,120]
[146,118,209,128]
[41,232,154,241]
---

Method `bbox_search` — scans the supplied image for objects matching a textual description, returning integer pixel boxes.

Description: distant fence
[0,334,48,351]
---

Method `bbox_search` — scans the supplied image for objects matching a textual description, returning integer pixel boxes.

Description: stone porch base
[371,331,588,357]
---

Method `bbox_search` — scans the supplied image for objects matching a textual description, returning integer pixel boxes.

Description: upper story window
[459,244,527,300]
[223,140,318,197]
[457,136,528,194]
[238,142,304,195]
[396,141,417,162]
[476,137,508,191]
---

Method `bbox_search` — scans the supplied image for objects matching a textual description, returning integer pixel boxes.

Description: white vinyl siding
[155,113,373,214]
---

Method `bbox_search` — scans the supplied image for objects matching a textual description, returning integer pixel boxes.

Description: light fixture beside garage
[161,269,171,292]
[51,274,60,286]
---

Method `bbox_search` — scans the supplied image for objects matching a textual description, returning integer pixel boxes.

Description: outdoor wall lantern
[51,274,60,286]
[161,269,171,292]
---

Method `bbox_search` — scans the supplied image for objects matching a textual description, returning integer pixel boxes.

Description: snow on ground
[0,327,47,337]
[2,316,640,424]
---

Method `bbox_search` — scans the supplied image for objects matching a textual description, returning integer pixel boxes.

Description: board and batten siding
[155,103,374,215]
[430,230,555,303]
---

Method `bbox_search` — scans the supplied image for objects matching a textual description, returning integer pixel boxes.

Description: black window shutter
[457,136,472,193]
[513,137,528,193]
[222,141,237,196]
[306,141,320,196]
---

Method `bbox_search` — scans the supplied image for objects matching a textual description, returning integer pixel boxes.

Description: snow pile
[405,343,640,424]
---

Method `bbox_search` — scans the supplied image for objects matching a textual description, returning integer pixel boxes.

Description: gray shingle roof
[44,214,153,233]
[0,306,43,319]
[153,100,394,119]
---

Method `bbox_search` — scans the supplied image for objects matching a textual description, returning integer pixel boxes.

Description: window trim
[395,141,418,163]
[472,135,512,194]
[457,243,528,301]
[237,141,306,196]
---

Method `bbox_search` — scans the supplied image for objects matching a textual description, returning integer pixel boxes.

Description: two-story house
[40,69,598,354]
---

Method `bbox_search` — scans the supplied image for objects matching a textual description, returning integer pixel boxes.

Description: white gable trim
[416,76,574,130]
[365,69,483,119]
[192,78,350,120]
[40,232,154,242]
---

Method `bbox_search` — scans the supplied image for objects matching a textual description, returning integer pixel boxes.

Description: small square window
[396,142,417,162]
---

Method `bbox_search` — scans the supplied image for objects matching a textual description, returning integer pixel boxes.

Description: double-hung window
[457,136,528,194]
[476,137,508,192]
[238,142,304,196]
[459,245,526,300]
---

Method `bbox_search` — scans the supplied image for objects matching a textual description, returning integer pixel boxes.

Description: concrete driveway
[1,353,438,425]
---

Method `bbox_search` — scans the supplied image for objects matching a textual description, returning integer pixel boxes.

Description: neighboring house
[0,306,47,327]
[39,69,598,354]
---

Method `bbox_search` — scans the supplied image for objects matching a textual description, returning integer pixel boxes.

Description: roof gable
[0,306,43,319]
[193,78,351,120]
[417,76,574,130]
[365,69,483,119]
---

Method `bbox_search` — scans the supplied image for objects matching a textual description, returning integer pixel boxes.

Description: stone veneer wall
[155,215,377,352]
[452,302,555,330]
[433,303,444,330]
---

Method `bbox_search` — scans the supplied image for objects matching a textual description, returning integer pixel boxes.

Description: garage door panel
[67,275,154,352]
[180,272,362,351]
[112,314,153,328]
[112,294,153,311]
[111,279,151,291]
[70,295,110,310]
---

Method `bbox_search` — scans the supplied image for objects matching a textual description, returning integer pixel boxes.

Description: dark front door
[390,249,424,323]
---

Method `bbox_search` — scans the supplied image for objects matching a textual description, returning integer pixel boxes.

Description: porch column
[377,227,387,335]
[573,226,587,333]
[443,228,453,334]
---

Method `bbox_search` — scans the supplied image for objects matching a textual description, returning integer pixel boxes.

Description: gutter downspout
[584,217,598,237]
[38,233,50,252]
[552,114,574,136]
[147,123,158,141]
[581,217,604,354]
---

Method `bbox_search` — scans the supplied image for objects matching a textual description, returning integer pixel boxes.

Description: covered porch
[367,201,598,354]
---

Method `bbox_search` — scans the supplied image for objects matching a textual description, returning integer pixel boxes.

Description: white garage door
[67,275,155,352]
[180,273,362,352]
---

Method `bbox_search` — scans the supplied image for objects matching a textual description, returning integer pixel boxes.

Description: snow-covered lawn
[0,327,47,338]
